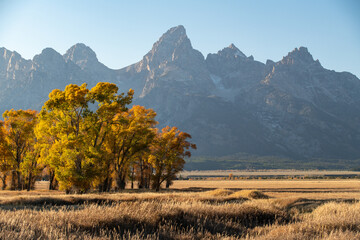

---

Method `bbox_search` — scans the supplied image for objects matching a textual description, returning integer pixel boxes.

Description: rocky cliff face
[118,25,214,99]
[1,25,360,164]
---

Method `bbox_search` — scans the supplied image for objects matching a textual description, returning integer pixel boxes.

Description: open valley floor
[1,178,359,239]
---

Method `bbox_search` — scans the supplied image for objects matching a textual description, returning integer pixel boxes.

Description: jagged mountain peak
[228,43,246,56]
[219,43,247,59]
[151,25,190,52]
[163,25,186,38]
[0,47,12,55]
[39,47,60,56]
[138,25,204,73]
[147,26,192,57]
[0,47,22,61]
[63,43,98,69]
[281,46,319,66]
[1,47,11,57]
[228,43,237,49]
[132,25,212,98]
[33,48,64,64]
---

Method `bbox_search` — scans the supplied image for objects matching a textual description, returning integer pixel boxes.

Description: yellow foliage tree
[2,109,37,190]
[0,121,13,189]
[149,126,196,191]
[0,82,197,193]
[20,143,44,191]
[37,83,134,193]
[34,110,60,190]
[106,105,157,190]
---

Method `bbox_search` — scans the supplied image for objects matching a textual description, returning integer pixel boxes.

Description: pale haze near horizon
[0,0,359,77]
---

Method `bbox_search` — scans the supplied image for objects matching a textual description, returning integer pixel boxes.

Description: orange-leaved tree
[0,121,13,189]
[106,105,157,190]
[2,109,37,190]
[149,126,196,191]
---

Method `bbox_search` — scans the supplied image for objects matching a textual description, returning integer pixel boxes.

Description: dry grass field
[1,179,360,239]
[172,179,360,200]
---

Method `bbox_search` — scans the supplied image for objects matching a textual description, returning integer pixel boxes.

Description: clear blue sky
[1,0,359,77]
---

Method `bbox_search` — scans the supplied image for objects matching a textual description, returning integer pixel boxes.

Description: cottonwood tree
[106,105,157,190]
[2,109,37,190]
[86,82,133,192]
[35,111,60,190]
[134,151,153,189]
[1,82,197,193]
[0,122,13,190]
[38,84,91,193]
[38,83,133,193]
[20,143,43,191]
[149,126,196,191]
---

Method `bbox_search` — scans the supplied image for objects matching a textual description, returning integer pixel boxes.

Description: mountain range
[1,25,360,169]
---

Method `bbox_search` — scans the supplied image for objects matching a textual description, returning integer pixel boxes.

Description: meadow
[1,178,360,239]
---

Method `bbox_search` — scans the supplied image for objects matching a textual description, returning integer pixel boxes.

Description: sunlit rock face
[122,25,214,98]
[63,43,98,70]
[1,26,360,162]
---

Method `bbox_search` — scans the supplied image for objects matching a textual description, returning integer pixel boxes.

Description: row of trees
[0,82,196,193]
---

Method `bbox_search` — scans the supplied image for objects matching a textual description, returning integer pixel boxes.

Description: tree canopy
[0,82,195,192]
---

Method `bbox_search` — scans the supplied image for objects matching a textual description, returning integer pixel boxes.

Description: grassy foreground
[0,188,359,240]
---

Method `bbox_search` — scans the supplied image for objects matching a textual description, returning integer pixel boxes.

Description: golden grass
[0,189,359,239]
[205,188,234,197]
[1,178,360,239]
[0,191,288,239]
[246,201,360,240]
[172,179,360,200]
[172,179,360,190]
[230,190,269,199]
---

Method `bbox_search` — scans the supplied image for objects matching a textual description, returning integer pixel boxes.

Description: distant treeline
[0,82,195,193]
[187,153,360,171]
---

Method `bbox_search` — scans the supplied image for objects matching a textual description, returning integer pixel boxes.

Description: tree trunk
[49,171,55,190]
[138,160,145,189]
[10,170,16,190]
[106,178,113,192]
[152,173,161,192]
[17,170,22,190]
[116,172,126,190]
[1,173,7,190]
[98,179,106,192]
[52,178,59,190]
[99,176,112,192]
[117,178,126,190]
[27,172,32,191]
[146,169,151,189]
[131,167,134,189]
